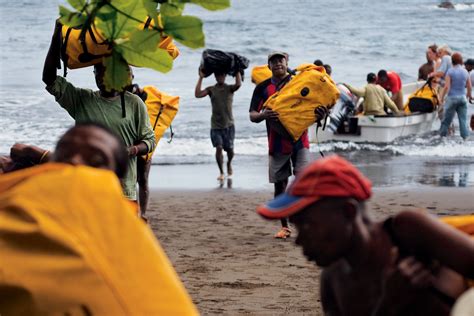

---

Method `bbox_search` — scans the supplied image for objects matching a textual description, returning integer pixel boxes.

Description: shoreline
[148,187,473,315]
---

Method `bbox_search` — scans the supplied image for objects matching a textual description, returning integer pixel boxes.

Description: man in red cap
[257,155,474,315]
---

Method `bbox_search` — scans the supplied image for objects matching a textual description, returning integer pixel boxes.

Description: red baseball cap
[257,155,372,219]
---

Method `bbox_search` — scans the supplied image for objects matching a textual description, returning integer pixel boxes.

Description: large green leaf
[96,1,148,40]
[117,42,173,73]
[160,3,185,17]
[142,0,159,27]
[103,51,132,92]
[59,5,87,27]
[162,15,204,48]
[66,0,86,11]
[128,29,161,52]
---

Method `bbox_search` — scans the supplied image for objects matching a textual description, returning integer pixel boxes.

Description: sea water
[1,0,473,187]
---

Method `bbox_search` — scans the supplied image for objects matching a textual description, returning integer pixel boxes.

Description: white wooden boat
[309,81,439,143]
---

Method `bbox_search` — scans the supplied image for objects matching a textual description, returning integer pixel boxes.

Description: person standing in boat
[377,70,404,111]
[439,52,472,140]
[344,73,400,116]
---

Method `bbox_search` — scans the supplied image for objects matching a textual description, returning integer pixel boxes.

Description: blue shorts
[210,125,235,151]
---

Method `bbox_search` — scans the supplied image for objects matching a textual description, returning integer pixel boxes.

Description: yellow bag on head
[143,86,180,161]
[0,164,198,315]
[263,63,340,141]
[251,65,273,85]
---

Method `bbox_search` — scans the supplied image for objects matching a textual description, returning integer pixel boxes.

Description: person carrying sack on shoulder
[249,51,328,239]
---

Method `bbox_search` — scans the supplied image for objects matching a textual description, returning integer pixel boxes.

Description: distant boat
[309,82,440,144]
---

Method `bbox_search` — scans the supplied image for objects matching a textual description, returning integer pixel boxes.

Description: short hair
[367,72,377,83]
[314,59,324,66]
[465,59,474,66]
[451,52,463,66]
[56,122,128,179]
[428,44,438,54]
[437,44,452,55]
[323,64,332,76]
[377,70,388,79]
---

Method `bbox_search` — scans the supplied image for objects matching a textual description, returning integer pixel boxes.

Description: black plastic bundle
[200,49,249,80]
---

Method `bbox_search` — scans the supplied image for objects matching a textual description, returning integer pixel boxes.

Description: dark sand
[148,187,474,315]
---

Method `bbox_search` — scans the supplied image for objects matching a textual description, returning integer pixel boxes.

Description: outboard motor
[327,84,358,132]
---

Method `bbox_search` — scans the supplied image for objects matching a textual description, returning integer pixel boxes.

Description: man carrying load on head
[195,68,242,181]
[42,21,155,208]
[344,73,400,116]
[249,52,328,239]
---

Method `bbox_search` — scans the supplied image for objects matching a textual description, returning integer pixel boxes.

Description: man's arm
[320,269,342,316]
[392,210,474,278]
[42,21,61,86]
[230,72,242,93]
[131,97,156,157]
[344,84,366,98]
[466,75,472,102]
[249,84,278,123]
[383,92,400,114]
[195,69,209,98]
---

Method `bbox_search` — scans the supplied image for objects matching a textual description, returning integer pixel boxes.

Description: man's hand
[315,106,329,124]
[127,146,139,157]
[198,68,205,78]
[10,143,47,164]
[261,108,279,121]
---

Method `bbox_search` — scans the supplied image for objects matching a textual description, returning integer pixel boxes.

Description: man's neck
[99,90,120,98]
[271,74,287,85]
[344,220,392,271]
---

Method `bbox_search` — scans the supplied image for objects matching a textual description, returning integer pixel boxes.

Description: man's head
[437,44,452,57]
[427,44,438,62]
[257,155,372,267]
[323,64,332,76]
[451,52,463,66]
[268,51,289,79]
[214,72,226,85]
[314,59,324,66]
[53,123,128,178]
[465,58,474,72]
[94,63,132,93]
[377,70,388,83]
[366,72,377,84]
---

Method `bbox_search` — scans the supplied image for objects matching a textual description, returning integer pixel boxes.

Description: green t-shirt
[208,83,234,129]
[46,76,155,200]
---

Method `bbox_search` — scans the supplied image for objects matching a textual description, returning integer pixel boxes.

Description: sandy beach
[148,187,474,315]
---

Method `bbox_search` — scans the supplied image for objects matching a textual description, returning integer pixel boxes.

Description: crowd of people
[0,22,473,315]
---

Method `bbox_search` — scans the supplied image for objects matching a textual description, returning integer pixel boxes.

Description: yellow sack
[143,85,180,161]
[61,18,180,70]
[263,63,340,141]
[403,81,439,114]
[441,215,474,237]
[0,164,198,315]
[251,65,273,85]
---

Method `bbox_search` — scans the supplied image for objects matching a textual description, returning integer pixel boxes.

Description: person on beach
[195,69,242,181]
[465,58,474,89]
[0,123,199,316]
[377,70,404,110]
[439,52,472,140]
[257,155,474,315]
[344,73,400,116]
[419,44,438,81]
[249,51,328,239]
[429,44,453,87]
[42,22,155,209]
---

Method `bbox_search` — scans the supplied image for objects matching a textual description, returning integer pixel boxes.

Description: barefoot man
[195,69,241,181]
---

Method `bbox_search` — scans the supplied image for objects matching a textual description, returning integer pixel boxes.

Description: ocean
[1,0,473,188]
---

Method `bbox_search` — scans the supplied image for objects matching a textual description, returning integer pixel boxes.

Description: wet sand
[148,187,474,315]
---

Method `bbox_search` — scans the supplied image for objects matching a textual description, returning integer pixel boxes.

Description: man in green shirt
[344,73,400,116]
[42,23,155,204]
[195,69,241,181]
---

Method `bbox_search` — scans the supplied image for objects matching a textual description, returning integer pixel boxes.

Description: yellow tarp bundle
[403,82,439,114]
[263,63,340,141]
[0,164,198,315]
[441,215,474,237]
[143,85,180,161]
[61,23,180,70]
[251,65,272,85]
